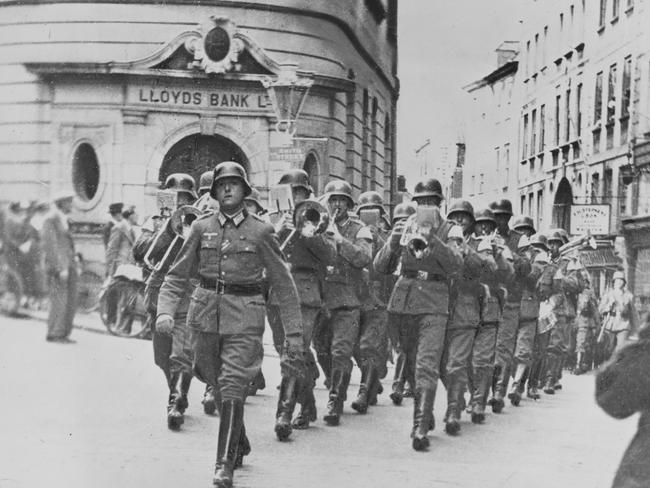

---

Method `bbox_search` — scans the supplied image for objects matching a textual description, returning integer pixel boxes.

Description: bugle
[559,232,597,257]
[143,205,202,272]
[399,205,442,259]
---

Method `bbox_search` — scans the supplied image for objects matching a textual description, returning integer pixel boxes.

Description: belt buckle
[417,271,428,281]
[216,280,226,295]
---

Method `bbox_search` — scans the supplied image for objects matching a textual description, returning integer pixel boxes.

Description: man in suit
[42,191,77,343]
[103,202,124,249]
[106,206,137,277]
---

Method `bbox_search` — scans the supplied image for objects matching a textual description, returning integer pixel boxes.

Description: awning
[579,247,622,268]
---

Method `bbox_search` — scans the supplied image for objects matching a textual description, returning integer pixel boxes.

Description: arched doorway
[303,152,320,195]
[159,134,249,188]
[552,177,573,230]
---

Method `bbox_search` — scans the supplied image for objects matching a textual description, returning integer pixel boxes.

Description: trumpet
[559,232,597,257]
[279,199,331,251]
[143,205,202,272]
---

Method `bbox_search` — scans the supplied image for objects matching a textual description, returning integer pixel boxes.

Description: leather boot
[444,381,462,436]
[368,371,381,407]
[487,365,500,407]
[553,358,564,390]
[508,363,527,406]
[234,424,250,469]
[411,387,435,451]
[574,352,586,375]
[517,367,529,394]
[492,363,507,414]
[292,381,317,429]
[317,352,331,389]
[247,370,266,396]
[390,353,407,405]
[167,372,191,430]
[543,356,557,395]
[213,399,243,488]
[203,384,218,415]
[470,370,489,424]
[352,364,378,414]
[275,376,298,441]
[324,369,344,426]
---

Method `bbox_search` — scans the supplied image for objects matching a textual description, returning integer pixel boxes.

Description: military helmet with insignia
[210,161,252,199]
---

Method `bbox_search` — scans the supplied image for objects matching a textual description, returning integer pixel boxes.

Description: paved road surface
[0,315,636,488]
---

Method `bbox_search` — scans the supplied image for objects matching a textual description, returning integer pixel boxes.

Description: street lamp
[262,63,314,138]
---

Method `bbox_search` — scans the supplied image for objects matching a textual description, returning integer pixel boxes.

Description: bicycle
[99,264,150,339]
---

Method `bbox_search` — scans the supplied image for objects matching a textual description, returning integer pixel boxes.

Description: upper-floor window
[522,113,529,159]
[540,105,546,152]
[612,0,620,18]
[594,71,604,123]
[576,83,583,136]
[599,0,607,27]
[531,109,537,156]
[622,56,632,118]
[607,63,617,123]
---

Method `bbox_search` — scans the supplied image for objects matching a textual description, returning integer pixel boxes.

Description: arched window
[303,152,320,195]
[72,143,100,202]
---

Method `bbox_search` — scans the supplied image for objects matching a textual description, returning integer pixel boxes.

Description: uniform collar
[218,207,247,227]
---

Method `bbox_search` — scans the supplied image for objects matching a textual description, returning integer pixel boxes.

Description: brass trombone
[279,199,331,251]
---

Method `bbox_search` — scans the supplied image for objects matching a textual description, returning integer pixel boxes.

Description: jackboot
[324,369,345,426]
[492,363,507,414]
[411,387,435,451]
[275,376,298,441]
[553,358,564,390]
[167,372,191,430]
[470,370,490,424]
[444,382,462,436]
[203,384,218,415]
[247,370,266,396]
[390,353,407,405]
[352,364,378,414]
[543,356,557,395]
[292,381,317,429]
[517,366,529,394]
[317,352,331,389]
[213,399,243,488]
[368,372,381,406]
[574,352,586,375]
[507,363,527,407]
[487,364,501,407]
[234,424,250,469]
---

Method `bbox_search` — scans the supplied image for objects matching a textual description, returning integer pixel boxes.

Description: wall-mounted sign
[269,146,305,164]
[128,83,271,113]
[570,204,610,235]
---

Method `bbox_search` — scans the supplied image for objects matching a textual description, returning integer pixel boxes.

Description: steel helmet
[392,202,417,223]
[278,169,313,195]
[244,187,266,214]
[547,228,568,244]
[474,208,496,225]
[164,173,198,199]
[413,178,443,200]
[446,200,475,221]
[512,215,536,234]
[323,179,354,208]
[612,270,626,282]
[209,161,252,199]
[489,199,514,216]
[357,191,386,214]
[199,170,214,194]
[529,233,549,252]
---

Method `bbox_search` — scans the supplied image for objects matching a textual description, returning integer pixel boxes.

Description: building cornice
[464,61,518,93]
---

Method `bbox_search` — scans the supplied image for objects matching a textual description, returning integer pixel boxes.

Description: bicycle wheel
[108,282,148,338]
[78,270,104,313]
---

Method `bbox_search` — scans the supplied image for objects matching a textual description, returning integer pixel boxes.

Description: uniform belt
[200,278,263,296]
[401,270,446,282]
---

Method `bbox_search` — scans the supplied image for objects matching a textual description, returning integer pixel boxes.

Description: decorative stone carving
[188,17,245,75]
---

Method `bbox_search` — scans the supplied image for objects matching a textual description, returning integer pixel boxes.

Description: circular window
[204,27,231,62]
[72,143,100,202]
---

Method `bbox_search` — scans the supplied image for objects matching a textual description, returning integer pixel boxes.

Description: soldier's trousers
[575,327,595,355]
[441,326,476,412]
[313,308,360,374]
[528,329,550,389]
[544,316,571,381]
[394,313,447,391]
[152,310,193,383]
[470,322,498,406]
[513,319,537,367]
[355,308,388,376]
[494,303,520,388]
[46,266,78,340]
[192,331,264,401]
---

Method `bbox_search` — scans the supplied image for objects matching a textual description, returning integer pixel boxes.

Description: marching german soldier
[386,202,417,406]
[156,162,304,488]
[374,178,462,450]
[268,169,336,432]
[506,230,547,406]
[132,173,199,429]
[315,179,373,427]
[442,200,496,435]
[539,229,583,395]
[42,191,78,344]
[351,191,390,414]
[467,209,514,424]
[487,199,530,414]
[574,272,600,375]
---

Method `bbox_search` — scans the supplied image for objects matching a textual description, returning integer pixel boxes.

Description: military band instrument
[559,232,597,257]
[400,205,443,259]
[143,205,202,272]
[278,199,331,251]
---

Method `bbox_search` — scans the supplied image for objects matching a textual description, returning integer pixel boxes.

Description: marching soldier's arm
[303,233,337,266]
[495,249,515,283]
[156,223,200,318]
[258,226,303,338]
[132,228,154,263]
[424,233,463,274]
[373,237,401,275]
[464,246,497,279]
[338,226,373,269]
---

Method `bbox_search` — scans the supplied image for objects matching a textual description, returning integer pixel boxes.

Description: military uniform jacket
[358,226,390,311]
[269,232,337,308]
[519,260,546,321]
[501,228,531,304]
[576,287,600,329]
[599,288,639,333]
[449,235,498,329]
[157,209,302,336]
[537,259,582,317]
[374,220,462,316]
[478,236,514,323]
[322,217,373,309]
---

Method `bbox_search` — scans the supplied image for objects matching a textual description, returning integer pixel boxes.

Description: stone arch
[552,177,573,230]
[303,151,321,196]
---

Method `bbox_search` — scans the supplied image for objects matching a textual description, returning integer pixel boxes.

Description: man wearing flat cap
[103,202,124,249]
[42,191,77,343]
